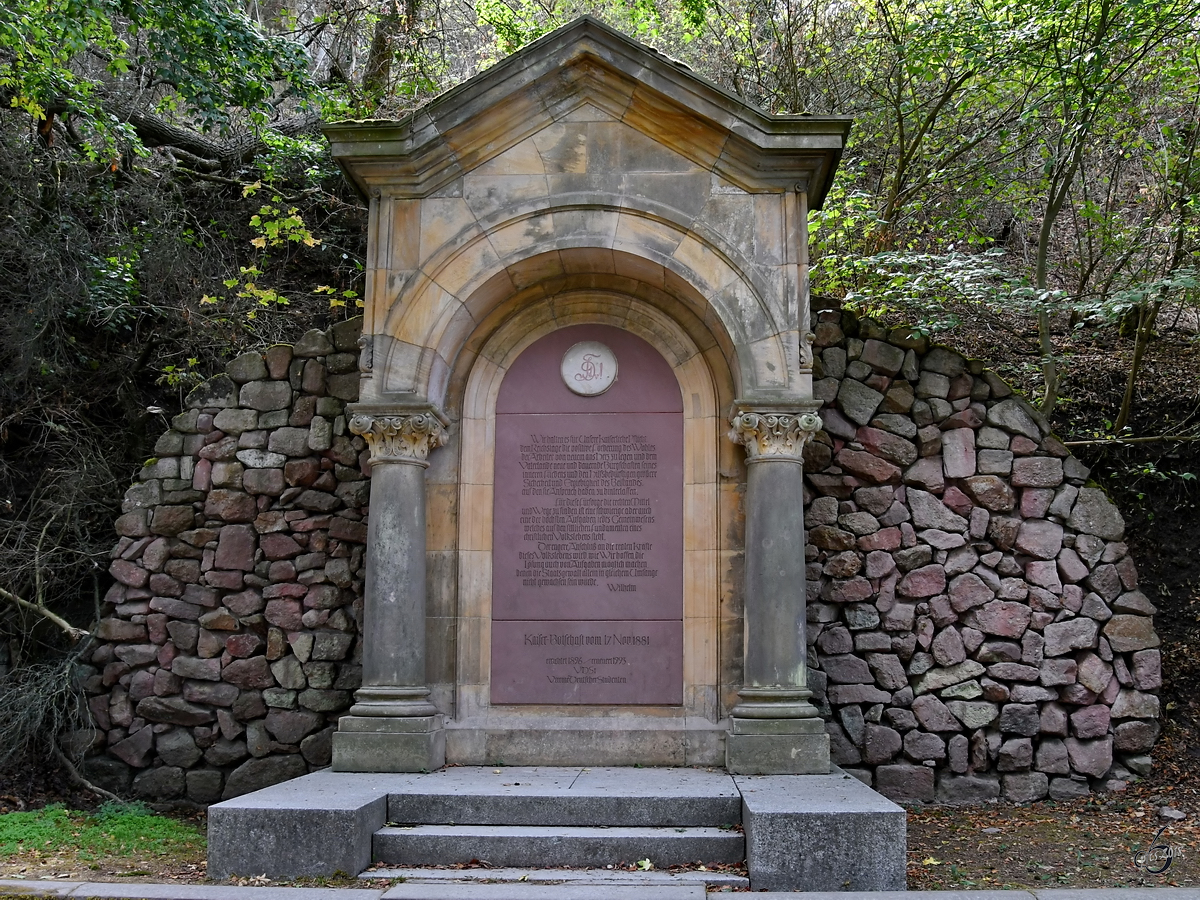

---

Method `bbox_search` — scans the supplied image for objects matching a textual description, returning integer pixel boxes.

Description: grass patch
[0,802,205,861]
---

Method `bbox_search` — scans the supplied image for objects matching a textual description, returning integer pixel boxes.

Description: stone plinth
[736,770,907,891]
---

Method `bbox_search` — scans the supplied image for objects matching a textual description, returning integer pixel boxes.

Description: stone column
[331,406,448,772]
[725,405,830,775]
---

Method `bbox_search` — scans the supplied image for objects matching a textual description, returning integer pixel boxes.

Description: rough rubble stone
[1067,488,1126,541]
[1043,618,1100,657]
[1103,616,1160,653]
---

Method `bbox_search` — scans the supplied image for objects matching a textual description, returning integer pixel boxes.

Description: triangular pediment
[325,17,851,203]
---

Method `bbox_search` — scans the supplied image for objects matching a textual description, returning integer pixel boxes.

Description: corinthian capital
[350,411,448,466]
[729,409,822,462]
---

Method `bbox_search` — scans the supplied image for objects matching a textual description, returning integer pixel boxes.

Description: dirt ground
[2,307,1199,892]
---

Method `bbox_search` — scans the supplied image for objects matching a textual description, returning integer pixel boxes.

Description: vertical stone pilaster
[726,405,831,775]
[332,406,449,772]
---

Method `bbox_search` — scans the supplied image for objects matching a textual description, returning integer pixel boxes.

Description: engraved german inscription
[491,324,683,705]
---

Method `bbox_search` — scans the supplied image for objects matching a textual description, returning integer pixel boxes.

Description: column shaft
[726,406,829,774]
[357,459,432,707]
[743,455,809,692]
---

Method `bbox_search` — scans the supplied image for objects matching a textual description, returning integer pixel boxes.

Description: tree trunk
[1114,300,1160,433]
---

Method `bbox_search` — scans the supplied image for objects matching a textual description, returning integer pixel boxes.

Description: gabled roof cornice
[324,16,852,204]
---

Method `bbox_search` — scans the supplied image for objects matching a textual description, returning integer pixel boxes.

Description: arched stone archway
[325,17,851,773]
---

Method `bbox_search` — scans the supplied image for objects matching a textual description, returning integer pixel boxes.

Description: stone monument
[323,15,852,776]
[199,20,917,890]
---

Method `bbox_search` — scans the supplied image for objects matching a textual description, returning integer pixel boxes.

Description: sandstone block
[908,489,968,532]
[1015,519,1064,560]
[1112,590,1155,615]
[1043,618,1099,656]
[265,708,323,744]
[856,427,917,467]
[998,737,1033,771]
[1103,616,1160,653]
[1003,772,1048,803]
[898,564,946,598]
[948,572,994,612]
[931,627,965,666]
[876,764,935,802]
[1075,653,1113,694]
[223,656,275,689]
[862,724,902,764]
[1039,658,1077,687]
[836,448,901,484]
[866,653,908,690]
[239,380,292,411]
[172,656,221,681]
[903,458,945,493]
[936,774,1000,804]
[986,399,1042,439]
[150,506,196,536]
[1110,688,1160,720]
[902,730,945,763]
[1113,720,1159,753]
[1132,649,1161,690]
[998,703,1040,736]
[1067,488,1126,541]
[911,694,961,731]
[861,339,905,375]
[213,408,259,435]
[1011,457,1064,488]
[1070,704,1111,739]
[913,660,985,695]
[136,696,215,726]
[941,429,976,479]
[222,755,307,800]
[974,600,1031,638]
[836,379,885,425]
[1066,735,1113,778]
[215,524,257,571]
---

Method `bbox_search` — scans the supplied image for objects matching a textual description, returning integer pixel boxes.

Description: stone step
[360,866,747,890]
[372,825,745,869]
[379,885,706,900]
[385,767,741,828]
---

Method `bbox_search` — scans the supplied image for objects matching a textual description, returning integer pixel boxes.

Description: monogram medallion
[561,341,618,396]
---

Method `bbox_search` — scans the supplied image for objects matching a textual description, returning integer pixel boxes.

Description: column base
[331,715,445,773]
[726,716,830,775]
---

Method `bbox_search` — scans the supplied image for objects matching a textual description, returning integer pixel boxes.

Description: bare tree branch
[0,585,89,642]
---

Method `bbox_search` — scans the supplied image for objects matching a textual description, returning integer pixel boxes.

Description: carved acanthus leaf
[350,412,447,465]
[729,410,822,461]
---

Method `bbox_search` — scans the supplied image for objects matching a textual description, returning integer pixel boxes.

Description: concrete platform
[359,867,747,889]
[206,766,906,891]
[9,880,1200,899]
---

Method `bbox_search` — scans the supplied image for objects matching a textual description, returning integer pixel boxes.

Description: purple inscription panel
[491,620,684,705]
[493,413,683,621]
[491,325,684,705]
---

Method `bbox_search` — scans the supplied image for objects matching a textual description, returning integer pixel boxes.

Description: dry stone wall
[84,308,1160,805]
[85,318,368,803]
[803,308,1161,804]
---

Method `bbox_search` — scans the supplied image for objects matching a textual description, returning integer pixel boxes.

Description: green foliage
[0,803,204,859]
[0,0,316,145]
[824,249,1013,333]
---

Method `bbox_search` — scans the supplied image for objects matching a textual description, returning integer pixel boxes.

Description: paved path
[4,879,1200,899]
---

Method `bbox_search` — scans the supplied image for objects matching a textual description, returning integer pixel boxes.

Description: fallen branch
[0,585,89,641]
[1063,435,1200,447]
[51,742,123,803]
